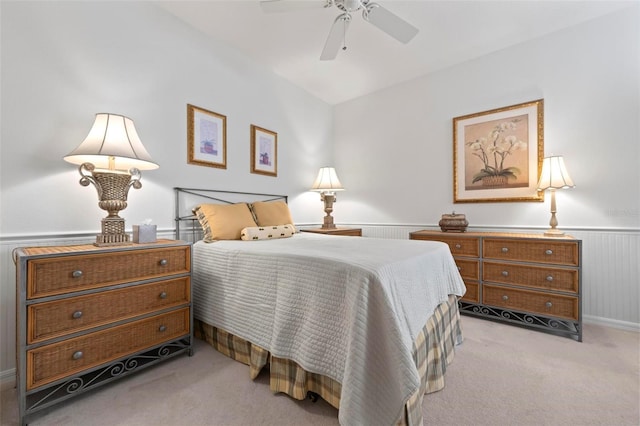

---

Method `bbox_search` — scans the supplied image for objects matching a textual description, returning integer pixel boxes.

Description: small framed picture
[250,124,277,177]
[187,104,227,169]
[453,99,544,203]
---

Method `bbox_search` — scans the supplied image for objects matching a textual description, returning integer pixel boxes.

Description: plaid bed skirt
[194,295,462,426]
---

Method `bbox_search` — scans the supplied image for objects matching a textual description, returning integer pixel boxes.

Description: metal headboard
[174,187,288,242]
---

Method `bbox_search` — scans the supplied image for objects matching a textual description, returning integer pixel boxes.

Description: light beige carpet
[2,316,638,426]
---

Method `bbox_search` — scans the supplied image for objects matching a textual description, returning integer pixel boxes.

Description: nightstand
[14,239,193,425]
[301,227,362,237]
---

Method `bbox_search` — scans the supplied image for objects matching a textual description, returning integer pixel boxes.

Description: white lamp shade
[311,167,344,192]
[536,155,574,191]
[64,113,159,171]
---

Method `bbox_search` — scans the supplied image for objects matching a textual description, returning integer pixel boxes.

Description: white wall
[334,6,639,230]
[333,7,640,326]
[0,2,332,382]
[0,1,331,237]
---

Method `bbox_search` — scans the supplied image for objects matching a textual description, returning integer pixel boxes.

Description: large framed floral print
[453,99,544,203]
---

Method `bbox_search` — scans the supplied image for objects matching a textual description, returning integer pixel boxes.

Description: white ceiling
[157,0,634,105]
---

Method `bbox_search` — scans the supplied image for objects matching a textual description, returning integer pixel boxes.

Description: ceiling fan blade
[260,0,330,13]
[320,13,351,61]
[363,3,418,44]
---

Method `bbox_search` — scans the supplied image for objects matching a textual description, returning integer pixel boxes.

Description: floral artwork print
[464,114,529,190]
[187,104,227,169]
[199,119,218,156]
[259,136,272,166]
[250,125,277,177]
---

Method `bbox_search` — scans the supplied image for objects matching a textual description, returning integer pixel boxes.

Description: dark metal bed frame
[173,187,288,242]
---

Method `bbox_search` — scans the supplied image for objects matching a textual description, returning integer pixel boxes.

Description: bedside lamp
[536,155,574,237]
[64,113,159,246]
[310,167,344,229]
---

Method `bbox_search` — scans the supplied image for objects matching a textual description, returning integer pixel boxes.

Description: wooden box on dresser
[14,239,193,425]
[409,231,582,341]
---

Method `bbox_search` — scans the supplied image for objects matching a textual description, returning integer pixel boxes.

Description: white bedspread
[192,233,466,426]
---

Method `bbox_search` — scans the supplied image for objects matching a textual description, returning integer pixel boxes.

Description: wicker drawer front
[483,284,578,321]
[454,259,479,280]
[483,238,579,266]
[27,308,189,390]
[27,246,191,299]
[461,281,479,303]
[28,277,190,344]
[411,234,480,257]
[483,261,578,294]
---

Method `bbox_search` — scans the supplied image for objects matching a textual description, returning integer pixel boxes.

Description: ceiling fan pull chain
[342,18,348,51]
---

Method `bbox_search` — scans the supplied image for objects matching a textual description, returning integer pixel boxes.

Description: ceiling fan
[260,0,419,61]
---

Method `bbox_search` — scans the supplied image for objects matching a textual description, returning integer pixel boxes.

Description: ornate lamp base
[78,163,142,247]
[96,217,131,246]
[320,193,337,229]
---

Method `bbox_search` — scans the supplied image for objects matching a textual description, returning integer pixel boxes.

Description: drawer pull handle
[501,271,509,277]
[159,325,167,332]
[72,270,83,278]
[72,311,83,319]
[545,249,553,255]
[502,295,509,301]
[501,247,509,253]
[545,301,553,308]
[159,291,167,299]
[72,351,83,360]
[546,275,554,282]
[159,259,168,266]
[455,244,462,249]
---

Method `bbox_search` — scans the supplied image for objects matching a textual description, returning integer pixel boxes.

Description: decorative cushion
[240,224,296,241]
[194,203,258,242]
[250,201,295,229]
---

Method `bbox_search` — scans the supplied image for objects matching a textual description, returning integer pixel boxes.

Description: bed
[174,188,466,426]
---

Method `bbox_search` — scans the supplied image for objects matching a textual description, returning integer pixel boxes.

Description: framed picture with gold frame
[453,99,544,203]
[187,104,227,169]
[250,124,277,177]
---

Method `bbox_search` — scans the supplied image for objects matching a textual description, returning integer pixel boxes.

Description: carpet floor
[2,316,638,426]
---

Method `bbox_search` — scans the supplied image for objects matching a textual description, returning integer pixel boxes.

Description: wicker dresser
[14,239,192,425]
[410,231,582,341]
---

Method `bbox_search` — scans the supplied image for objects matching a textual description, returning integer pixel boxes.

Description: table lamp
[310,166,344,229]
[536,155,575,237]
[64,113,159,246]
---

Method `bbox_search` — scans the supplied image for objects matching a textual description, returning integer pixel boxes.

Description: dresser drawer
[455,259,479,280]
[27,308,190,390]
[27,246,191,299]
[28,277,190,344]
[460,281,479,303]
[411,233,480,257]
[483,284,578,321]
[483,238,579,266]
[483,261,578,294]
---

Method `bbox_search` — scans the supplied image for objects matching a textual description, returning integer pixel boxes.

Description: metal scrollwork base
[24,337,191,421]
[459,301,581,341]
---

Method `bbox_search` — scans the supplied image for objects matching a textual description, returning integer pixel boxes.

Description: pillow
[250,201,295,229]
[194,203,257,242]
[240,224,296,241]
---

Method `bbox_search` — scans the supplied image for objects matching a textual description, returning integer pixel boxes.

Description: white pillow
[240,224,296,241]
